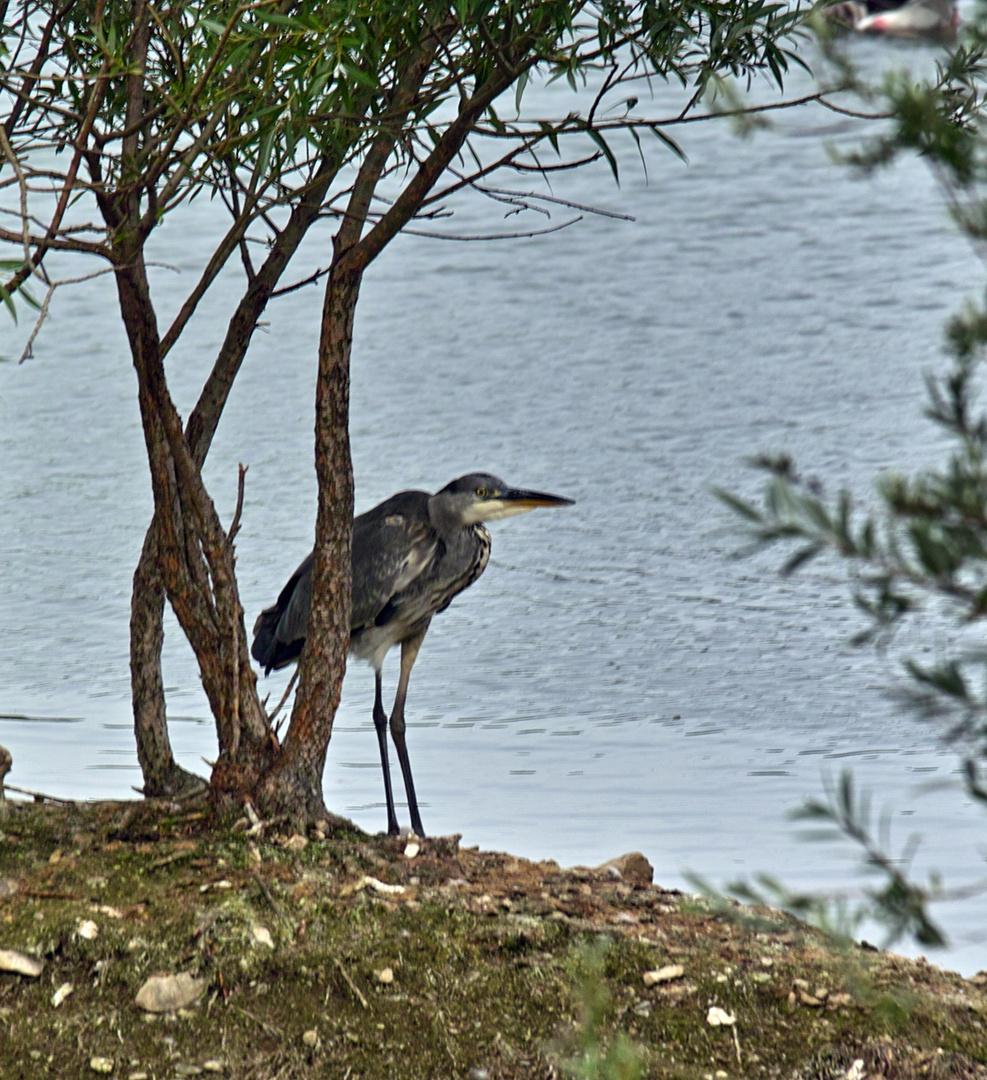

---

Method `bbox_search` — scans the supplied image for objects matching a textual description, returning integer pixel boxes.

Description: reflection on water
[2,40,987,970]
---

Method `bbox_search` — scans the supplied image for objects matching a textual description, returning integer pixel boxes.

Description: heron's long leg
[373,669,400,836]
[390,629,427,838]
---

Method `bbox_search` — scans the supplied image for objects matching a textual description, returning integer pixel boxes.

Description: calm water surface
[2,41,986,972]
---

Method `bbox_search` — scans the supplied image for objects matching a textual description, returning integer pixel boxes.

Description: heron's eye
[475,487,487,498]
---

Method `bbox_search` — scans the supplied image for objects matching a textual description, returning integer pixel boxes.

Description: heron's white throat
[463,499,537,524]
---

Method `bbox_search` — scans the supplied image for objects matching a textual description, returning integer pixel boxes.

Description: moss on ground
[0,799,984,1079]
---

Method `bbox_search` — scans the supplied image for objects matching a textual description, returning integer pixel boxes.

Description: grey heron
[251,472,574,837]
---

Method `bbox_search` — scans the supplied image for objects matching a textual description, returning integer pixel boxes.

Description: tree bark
[257,260,358,821]
[130,519,204,795]
[0,743,11,820]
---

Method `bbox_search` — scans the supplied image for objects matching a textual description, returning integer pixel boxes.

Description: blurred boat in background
[824,0,957,39]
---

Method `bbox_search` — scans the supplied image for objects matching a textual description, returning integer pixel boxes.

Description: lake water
[2,36,986,973]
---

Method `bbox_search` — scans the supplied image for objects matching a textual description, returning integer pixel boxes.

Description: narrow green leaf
[712,488,763,523]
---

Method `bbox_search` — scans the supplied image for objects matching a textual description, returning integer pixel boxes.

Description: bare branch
[228,462,248,544]
[268,669,299,730]
[470,184,634,222]
[271,265,330,299]
[18,265,117,363]
[0,123,30,265]
[402,216,582,242]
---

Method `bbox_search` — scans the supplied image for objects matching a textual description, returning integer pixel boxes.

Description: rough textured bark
[130,520,204,796]
[0,743,11,820]
[256,262,358,821]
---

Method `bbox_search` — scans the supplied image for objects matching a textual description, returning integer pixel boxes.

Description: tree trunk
[115,250,278,812]
[130,518,204,796]
[256,259,358,821]
[128,165,343,797]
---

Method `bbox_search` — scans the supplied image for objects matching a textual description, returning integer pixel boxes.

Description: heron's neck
[426,496,458,535]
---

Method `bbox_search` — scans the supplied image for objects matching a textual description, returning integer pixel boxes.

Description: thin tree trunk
[257,261,358,821]
[131,519,204,795]
[115,249,276,799]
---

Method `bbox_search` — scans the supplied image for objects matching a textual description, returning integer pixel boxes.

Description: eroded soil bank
[0,799,985,1079]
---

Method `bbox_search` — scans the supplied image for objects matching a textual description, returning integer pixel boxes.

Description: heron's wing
[251,552,312,673]
[351,491,437,630]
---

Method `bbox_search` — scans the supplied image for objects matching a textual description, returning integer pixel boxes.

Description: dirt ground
[0,797,984,1079]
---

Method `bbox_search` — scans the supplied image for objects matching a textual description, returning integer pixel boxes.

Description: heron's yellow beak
[468,487,575,523]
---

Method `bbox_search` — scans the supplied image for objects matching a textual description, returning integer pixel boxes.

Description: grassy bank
[0,798,984,1079]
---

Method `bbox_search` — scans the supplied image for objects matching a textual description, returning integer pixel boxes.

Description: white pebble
[251,925,274,949]
[643,963,684,986]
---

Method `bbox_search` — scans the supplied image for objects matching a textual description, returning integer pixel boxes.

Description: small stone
[199,879,233,893]
[403,841,420,859]
[202,1063,225,1074]
[759,956,773,967]
[643,964,684,986]
[632,999,652,1016]
[0,950,44,977]
[715,1071,729,1078]
[797,989,823,1007]
[51,982,74,1007]
[363,876,405,896]
[251,925,274,949]
[135,972,207,1013]
[174,1066,203,1077]
[128,1073,149,1080]
[706,1006,736,1026]
[375,967,394,984]
[49,849,62,864]
[845,1060,866,1080]
[595,851,654,886]
[302,1029,319,1047]
[89,1058,114,1074]
[284,834,308,853]
[77,919,99,940]
[95,905,124,919]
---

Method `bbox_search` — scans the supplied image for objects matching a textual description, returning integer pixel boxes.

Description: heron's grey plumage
[251,472,574,836]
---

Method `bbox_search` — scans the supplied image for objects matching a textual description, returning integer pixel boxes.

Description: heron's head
[431,472,575,527]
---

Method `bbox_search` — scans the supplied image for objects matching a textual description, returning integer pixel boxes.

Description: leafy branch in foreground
[720,770,948,949]
[714,3,987,952]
